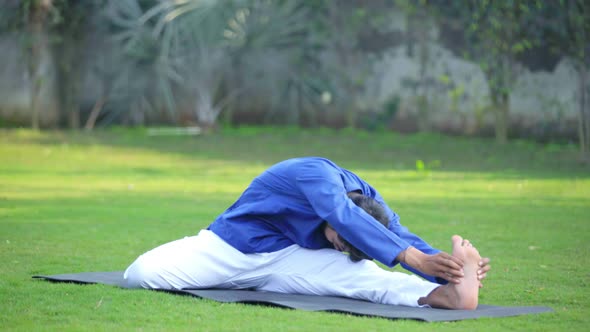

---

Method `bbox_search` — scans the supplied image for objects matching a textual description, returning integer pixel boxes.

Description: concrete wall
[366,42,577,138]
[0,18,580,140]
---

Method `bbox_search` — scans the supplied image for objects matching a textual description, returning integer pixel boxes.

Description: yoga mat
[33,271,553,322]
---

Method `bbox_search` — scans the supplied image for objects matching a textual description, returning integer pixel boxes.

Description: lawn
[0,127,588,331]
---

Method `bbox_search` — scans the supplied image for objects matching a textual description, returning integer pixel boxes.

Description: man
[125,157,490,309]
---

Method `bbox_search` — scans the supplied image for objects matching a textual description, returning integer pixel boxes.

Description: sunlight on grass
[0,128,589,331]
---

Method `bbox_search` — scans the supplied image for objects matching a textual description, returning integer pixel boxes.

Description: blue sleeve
[371,188,447,284]
[295,162,410,267]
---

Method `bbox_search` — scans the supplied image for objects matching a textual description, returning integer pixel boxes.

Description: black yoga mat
[33,271,553,322]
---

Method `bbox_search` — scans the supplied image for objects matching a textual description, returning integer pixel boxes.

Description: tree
[26,0,55,130]
[465,1,544,144]
[432,0,542,143]
[14,0,403,130]
[0,0,102,129]
[397,0,438,131]
[50,1,100,129]
[102,0,187,126]
[105,0,327,129]
[0,0,55,129]
[540,0,589,160]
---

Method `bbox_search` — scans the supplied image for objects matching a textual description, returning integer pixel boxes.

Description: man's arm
[295,160,478,285]
[396,246,465,284]
[371,189,464,284]
[295,162,409,267]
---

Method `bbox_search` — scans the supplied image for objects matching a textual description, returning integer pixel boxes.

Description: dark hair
[339,192,390,262]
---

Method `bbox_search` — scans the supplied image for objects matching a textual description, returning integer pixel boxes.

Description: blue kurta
[208,157,443,283]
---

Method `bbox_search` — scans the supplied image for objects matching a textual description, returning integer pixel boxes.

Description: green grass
[1,127,589,331]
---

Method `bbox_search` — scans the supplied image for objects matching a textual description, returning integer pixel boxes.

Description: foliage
[428,0,546,143]
[535,0,589,159]
[415,158,441,177]
[0,0,105,129]
[51,1,103,129]
[396,0,439,131]
[0,0,588,145]
[212,0,324,127]
[358,95,400,132]
[99,0,181,126]
[313,1,397,128]
[101,0,329,128]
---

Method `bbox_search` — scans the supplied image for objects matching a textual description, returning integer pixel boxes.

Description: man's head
[324,192,390,262]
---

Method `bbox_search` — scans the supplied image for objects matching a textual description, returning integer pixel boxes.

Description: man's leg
[251,235,481,309]
[251,247,440,307]
[418,235,480,309]
[124,230,272,289]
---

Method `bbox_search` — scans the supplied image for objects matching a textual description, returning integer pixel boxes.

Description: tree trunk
[328,2,358,129]
[417,95,430,131]
[84,96,106,131]
[491,90,509,144]
[29,48,42,130]
[220,57,241,126]
[345,105,357,128]
[578,64,589,161]
[67,80,81,129]
[55,59,80,129]
[28,1,52,130]
[416,9,431,132]
[65,52,81,130]
[53,30,83,129]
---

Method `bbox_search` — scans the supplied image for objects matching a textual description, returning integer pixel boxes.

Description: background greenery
[1,127,588,331]
[1,0,588,155]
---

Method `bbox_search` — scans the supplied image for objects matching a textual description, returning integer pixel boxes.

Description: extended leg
[252,247,439,307]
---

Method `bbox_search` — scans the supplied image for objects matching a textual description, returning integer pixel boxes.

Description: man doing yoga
[125,157,490,309]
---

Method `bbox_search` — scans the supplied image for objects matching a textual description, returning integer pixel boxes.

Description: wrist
[396,246,414,264]
[396,248,407,264]
[402,246,426,270]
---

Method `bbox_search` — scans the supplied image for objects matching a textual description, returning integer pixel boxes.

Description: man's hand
[398,246,465,284]
[477,257,491,288]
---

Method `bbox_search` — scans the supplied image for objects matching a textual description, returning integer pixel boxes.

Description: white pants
[124,230,439,307]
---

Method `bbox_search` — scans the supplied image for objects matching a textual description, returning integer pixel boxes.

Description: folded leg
[124,230,279,289]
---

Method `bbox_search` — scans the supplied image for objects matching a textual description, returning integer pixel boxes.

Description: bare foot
[448,235,480,309]
[419,235,480,310]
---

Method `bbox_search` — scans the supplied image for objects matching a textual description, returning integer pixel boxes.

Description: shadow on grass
[3,127,589,179]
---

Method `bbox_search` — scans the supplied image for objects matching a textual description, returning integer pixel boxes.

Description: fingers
[440,252,464,268]
[479,257,491,267]
[478,264,491,274]
[477,268,490,279]
[440,255,464,277]
[439,253,463,271]
[333,237,348,252]
[478,257,491,277]
[434,253,464,283]
[440,274,462,284]
[436,271,461,284]
[443,270,465,283]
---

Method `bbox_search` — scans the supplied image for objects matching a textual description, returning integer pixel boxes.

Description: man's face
[324,224,348,252]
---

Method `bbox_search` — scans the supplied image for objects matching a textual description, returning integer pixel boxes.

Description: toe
[452,235,463,252]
